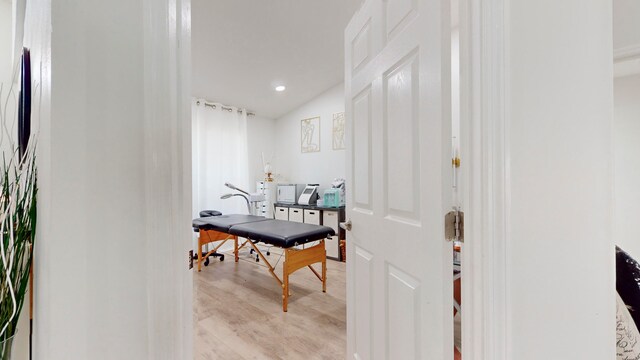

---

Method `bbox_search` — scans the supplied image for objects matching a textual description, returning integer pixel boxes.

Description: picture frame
[332,112,345,150]
[301,116,321,153]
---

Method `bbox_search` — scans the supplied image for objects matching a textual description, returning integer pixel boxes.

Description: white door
[345,0,452,359]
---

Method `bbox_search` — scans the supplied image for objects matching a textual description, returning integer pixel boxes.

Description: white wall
[0,0,11,85]
[613,0,640,78]
[247,115,277,185]
[0,0,17,155]
[614,74,640,259]
[506,1,614,359]
[614,0,640,51]
[274,83,346,193]
[24,0,192,359]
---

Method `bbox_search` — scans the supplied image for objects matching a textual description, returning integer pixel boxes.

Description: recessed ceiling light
[275,85,286,92]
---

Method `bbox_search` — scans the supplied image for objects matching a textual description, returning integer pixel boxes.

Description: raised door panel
[386,0,418,40]
[352,20,372,72]
[383,51,421,225]
[387,264,420,359]
[352,87,373,213]
[354,246,373,360]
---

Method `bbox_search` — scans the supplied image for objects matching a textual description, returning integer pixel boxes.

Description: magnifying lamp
[224,182,249,195]
[220,193,251,213]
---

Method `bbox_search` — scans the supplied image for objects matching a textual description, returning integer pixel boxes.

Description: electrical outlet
[188,250,194,270]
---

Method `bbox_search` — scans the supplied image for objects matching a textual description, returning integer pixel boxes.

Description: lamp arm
[225,182,249,195]
[231,194,251,214]
[243,196,251,214]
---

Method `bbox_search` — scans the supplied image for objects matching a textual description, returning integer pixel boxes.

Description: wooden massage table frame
[197,228,327,312]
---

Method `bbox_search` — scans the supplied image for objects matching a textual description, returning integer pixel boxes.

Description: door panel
[353,87,373,211]
[352,20,373,73]
[386,0,418,40]
[354,246,373,360]
[346,0,452,359]
[384,51,421,223]
[388,264,420,359]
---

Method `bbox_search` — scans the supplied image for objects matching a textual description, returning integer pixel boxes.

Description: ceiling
[614,0,640,51]
[192,0,362,119]
[614,0,640,77]
[192,0,640,111]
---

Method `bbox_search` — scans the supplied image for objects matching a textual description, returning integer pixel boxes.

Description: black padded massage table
[192,210,227,264]
[193,214,336,312]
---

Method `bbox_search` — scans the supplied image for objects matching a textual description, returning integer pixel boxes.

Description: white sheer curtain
[192,99,250,218]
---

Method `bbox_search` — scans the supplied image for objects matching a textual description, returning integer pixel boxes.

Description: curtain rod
[195,100,256,117]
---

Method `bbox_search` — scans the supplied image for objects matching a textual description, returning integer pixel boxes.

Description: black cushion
[228,219,335,248]
[616,246,640,330]
[199,210,222,218]
[192,214,267,233]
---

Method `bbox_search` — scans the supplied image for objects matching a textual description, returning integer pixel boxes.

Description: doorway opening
[190,0,467,358]
[451,0,463,358]
[613,1,640,356]
[190,1,358,358]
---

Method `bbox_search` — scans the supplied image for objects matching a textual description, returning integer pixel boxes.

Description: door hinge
[445,210,464,242]
[188,250,194,270]
[452,156,461,168]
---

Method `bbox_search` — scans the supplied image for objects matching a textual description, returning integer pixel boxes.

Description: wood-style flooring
[194,246,346,360]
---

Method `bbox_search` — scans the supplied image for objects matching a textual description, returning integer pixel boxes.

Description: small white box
[322,210,340,233]
[303,209,321,225]
[274,206,289,221]
[326,236,339,259]
[288,208,304,223]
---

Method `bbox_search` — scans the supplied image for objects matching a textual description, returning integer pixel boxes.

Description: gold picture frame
[301,116,321,153]
[332,112,345,150]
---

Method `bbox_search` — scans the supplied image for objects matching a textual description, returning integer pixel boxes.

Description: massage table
[193,210,227,265]
[192,214,336,312]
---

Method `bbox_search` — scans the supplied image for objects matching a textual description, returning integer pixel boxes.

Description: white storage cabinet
[274,206,289,221]
[322,210,340,259]
[288,208,304,223]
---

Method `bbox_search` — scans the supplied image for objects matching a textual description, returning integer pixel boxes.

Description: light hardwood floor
[194,246,346,360]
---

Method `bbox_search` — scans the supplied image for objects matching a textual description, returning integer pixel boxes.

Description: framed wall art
[332,112,345,150]
[301,116,320,153]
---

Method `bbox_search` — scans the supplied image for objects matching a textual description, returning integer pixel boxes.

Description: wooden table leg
[234,235,239,262]
[283,262,289,312]
[322,239,327,292]
[249,241,282,285]
[322,259,327,293]
[197,236,203,272]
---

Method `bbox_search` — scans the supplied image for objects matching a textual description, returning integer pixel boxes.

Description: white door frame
[172,0,513,358]
[142,0,193,358]
[459,0,509,359]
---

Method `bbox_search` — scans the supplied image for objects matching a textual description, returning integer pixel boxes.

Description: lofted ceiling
[614,0,640,77]
[614,0,640,51]
[192,0,362,119]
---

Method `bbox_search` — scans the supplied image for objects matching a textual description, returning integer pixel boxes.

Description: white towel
[617,292,640,359]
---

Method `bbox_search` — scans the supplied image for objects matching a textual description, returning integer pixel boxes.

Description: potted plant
[0,48,37,360]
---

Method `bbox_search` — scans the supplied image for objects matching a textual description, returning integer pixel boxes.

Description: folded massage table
[192,214,336,312]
